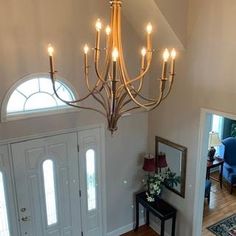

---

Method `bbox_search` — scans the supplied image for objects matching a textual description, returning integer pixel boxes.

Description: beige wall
[0,0,148,233]
[149,0,236,235]
[154,0,189,47]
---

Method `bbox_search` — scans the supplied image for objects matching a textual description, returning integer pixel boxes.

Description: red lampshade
[143,154,155,172]
[156,153,168,168]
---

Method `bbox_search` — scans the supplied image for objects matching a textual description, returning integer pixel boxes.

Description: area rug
[207,213,236,236]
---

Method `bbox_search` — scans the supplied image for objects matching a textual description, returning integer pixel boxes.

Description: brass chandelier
[47,0,176,133]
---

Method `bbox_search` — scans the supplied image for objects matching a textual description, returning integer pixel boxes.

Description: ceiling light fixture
[47,0,177,133]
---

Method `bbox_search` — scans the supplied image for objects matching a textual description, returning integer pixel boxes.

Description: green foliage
[146,168,180,202]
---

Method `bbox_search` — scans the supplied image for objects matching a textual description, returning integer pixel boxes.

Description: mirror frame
[155,136,187,198]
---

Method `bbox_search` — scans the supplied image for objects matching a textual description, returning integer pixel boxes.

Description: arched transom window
[2,74,76,121]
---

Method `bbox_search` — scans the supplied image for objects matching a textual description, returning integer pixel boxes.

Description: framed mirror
[155,136,187,198]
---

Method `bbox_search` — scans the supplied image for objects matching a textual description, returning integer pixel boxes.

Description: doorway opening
[193,109,236,236]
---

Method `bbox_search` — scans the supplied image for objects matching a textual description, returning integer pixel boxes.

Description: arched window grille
[1,73,76,121]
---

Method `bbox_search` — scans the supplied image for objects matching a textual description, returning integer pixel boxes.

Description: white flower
[147,196,155,202]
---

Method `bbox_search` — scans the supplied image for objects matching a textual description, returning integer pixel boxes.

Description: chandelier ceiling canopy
[47,0,177,133]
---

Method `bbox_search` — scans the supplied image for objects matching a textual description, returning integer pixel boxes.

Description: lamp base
[208,147,216,162]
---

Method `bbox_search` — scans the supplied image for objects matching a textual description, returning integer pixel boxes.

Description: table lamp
[143,154,155,172]
[156,152,168,172]
[143,154,155,192]
[208,131,221,162]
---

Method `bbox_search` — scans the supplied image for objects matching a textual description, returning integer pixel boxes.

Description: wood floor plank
[202,172,236,236]
[121,225,159,236]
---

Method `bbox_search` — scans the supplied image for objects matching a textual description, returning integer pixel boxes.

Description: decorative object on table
[208,131,221,162]
[134,191,177,236]
[155,136,187,198]
[207,213,236,236]
[145,168,180,202]
[156,152,168,172]
[46,0,177,134]
[143,154,155,192]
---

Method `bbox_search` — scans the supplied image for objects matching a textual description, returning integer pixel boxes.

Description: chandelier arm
[101,62,113,97]
[115,91,129,115]
[120,106,141,115]
[94,57,106,84]
[91,91,109,116]
[116,6,153,86]
[120,89,164,115]
[50,72,101,104]
[116,73,145,109]
[123,75,173,105]
[116,71,144,97]
[94,87,110,114]
[124,57,152,85]
[115,67,145,109]
[161,75,174,100]
[50,74,106,116]
[121,77,166,108]
[84,64,104,94]
[65,102,106,117]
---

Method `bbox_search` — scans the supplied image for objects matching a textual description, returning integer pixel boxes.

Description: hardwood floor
[121,225,159,236]
[202,172,236,235]
[122,172,236,236]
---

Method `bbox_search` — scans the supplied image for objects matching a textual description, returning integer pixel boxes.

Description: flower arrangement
[145,168,181,202]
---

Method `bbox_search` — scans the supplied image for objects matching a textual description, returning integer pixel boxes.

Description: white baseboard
[106,218,145,236]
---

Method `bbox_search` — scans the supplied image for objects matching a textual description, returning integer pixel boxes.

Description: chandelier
[47,0,176,133]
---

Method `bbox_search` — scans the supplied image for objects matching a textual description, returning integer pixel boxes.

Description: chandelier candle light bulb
[84,44,89,54]
[170,49,176,76]
[141,47,147,69]
[105,26,111,56]
[83,44,89,73]
[95,18,102,32]
[146,23,152,53]
[46,0,177,133]
[112,48,119,62]
[48,45,54,77]
[95,19,102,56]
[105,26,111,35]
[162,48,170,79]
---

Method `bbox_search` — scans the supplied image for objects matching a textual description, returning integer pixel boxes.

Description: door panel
[78,128,104,236]
[0,145,18,236]
[11,133,81,236]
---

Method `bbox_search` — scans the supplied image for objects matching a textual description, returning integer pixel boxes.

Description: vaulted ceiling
[122,0,187,50]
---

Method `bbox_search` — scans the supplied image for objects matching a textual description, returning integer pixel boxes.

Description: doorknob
[21,216,30,222]
[20,208,26,212]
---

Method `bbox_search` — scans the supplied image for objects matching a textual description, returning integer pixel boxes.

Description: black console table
[134,191,177,236]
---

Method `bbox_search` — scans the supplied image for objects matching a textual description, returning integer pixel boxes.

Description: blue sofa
[222,137,236,194]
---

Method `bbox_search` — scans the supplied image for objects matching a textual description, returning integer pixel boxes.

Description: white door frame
[0,124,107,236]
[192,108,236,236]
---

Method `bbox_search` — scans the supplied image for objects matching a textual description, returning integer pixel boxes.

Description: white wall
[148,0,236,235]
[0,0,148,234]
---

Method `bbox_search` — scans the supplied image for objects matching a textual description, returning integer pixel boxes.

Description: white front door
[78,128,105,236]
[11,132,82,236]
